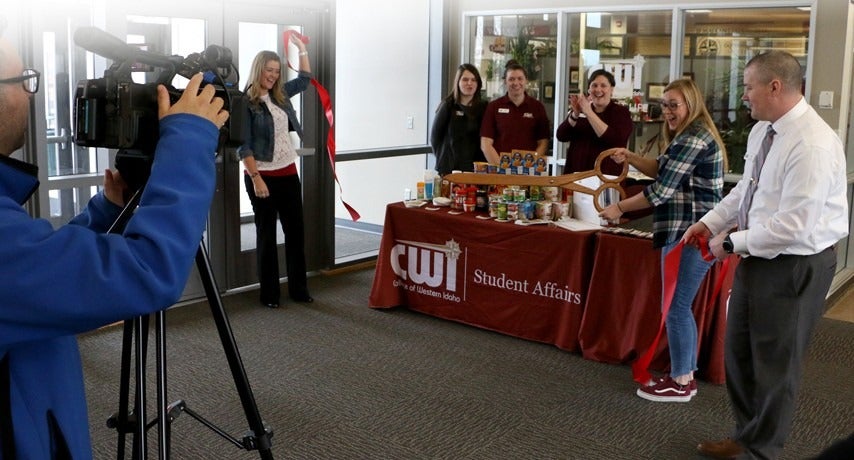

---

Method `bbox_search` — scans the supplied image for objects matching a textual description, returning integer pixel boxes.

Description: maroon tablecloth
[578,232,733,383]
[369,203,733,383]
[369,202,595,352]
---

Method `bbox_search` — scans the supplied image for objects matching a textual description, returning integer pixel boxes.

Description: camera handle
[104,171,274,460]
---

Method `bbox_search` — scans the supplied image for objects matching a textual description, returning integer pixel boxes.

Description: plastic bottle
[423,170,435,199]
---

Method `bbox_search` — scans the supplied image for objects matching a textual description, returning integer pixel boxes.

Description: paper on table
[552,218,603,232]
[571,174,619,225]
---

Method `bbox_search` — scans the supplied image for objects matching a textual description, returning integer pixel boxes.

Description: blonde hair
[661,78,728,171]
[244,50,286,105]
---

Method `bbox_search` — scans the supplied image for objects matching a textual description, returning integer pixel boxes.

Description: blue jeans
[660,241,714,378]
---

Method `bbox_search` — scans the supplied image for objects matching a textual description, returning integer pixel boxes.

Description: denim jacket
[237,70,312,162]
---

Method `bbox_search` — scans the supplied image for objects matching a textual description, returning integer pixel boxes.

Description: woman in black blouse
[430,64,488,175]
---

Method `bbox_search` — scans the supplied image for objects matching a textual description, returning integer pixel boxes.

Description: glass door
[217,4,328,290]
[27,6,103,228]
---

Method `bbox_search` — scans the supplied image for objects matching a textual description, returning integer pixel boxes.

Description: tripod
[104,154,274,460]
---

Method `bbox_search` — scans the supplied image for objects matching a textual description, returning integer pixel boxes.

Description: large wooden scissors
[443,149,626,212]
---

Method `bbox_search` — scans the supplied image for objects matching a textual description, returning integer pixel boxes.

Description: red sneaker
[637,376,693,402]
[643,375,697,396]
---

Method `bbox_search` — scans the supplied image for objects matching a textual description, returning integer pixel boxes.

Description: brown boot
[697,438,744,459]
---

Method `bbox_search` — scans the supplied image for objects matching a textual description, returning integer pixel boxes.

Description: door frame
[216,3,333,291]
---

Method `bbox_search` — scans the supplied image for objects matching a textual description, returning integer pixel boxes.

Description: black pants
[726,247,836,459]
[244,173,310,304]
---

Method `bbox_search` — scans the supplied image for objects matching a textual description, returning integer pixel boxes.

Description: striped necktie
[737,125,776,230]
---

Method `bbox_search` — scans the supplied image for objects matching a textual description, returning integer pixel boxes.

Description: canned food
[489,197,500,218]
[516,201,530,221]
[497,201,508,220]
[503,186,515,202]
[541,186,559,202]
[536,201,553,219]
[551,201,571,220]
[506,202,518,221]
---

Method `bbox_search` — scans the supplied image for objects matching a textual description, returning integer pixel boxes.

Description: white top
[256,93,298,171]
[700,97,849,258]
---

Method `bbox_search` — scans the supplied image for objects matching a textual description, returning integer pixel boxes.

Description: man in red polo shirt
[480,60,550,163]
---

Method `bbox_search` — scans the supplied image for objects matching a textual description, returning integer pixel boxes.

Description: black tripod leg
[133,315,149,460]
[108,188,146,460]
[109,315,150,460]
[194,243,274,459]
[113,320,133,460]
[155,310,170,460]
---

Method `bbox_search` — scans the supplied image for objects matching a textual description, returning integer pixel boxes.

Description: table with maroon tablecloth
[369,202,733,383]
[579,232,734,383]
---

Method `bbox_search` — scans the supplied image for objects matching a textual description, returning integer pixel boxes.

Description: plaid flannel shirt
[643,121,724,248]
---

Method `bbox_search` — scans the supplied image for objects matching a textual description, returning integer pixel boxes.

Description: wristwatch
[722,234,734,253]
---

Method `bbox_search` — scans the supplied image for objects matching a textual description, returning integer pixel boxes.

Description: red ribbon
[631,236,731,384]
[283,31,360,221]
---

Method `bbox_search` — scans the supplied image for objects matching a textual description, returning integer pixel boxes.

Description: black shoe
[292,295,313,303]
[262,302,280,309]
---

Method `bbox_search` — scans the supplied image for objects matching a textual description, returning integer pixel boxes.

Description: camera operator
[0,32,228,458]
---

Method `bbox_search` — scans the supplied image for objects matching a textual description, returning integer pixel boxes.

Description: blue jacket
[236,71,312,161]
[0,113,218,459]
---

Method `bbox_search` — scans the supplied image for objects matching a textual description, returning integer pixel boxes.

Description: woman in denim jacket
[237,36,313,308]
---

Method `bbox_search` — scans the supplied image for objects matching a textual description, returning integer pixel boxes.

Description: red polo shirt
[480,93,551,155]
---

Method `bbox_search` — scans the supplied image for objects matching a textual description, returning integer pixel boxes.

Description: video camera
[72,27,246,189]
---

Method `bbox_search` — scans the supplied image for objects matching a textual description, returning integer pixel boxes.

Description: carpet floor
[80,267,854,459]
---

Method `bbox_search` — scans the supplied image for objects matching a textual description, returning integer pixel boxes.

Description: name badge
[523,112,534,118]
[498,108,510,114]
[455,110,464,116]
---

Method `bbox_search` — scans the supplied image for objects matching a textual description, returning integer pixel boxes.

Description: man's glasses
[0,69,41,94]
[659,101,684,111]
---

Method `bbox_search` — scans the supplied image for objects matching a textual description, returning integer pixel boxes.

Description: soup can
[502,186,515,202]
[506,202,518,221]
[551,201,571,220]
[536,201,553,219]
[496,201,508,220]
[541,186,559,202]
[489,196,500,218]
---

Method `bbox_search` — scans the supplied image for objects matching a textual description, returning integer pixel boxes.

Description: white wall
[335,0,431,150]
[334,0,433,225]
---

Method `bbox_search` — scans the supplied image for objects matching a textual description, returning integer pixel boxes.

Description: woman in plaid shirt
[599,78,726,403]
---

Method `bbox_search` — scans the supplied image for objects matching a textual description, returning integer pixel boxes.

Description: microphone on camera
[74,27,136,62]
[74,27,179,69]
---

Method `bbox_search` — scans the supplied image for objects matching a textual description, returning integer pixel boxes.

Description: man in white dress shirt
[683,50,848,459]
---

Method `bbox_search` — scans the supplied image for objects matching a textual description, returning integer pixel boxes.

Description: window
[567,11,674,160]
[681,7,810,173]
[469,14,557,103]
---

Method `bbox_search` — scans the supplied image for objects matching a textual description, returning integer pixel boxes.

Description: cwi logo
[390,239,462,291]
